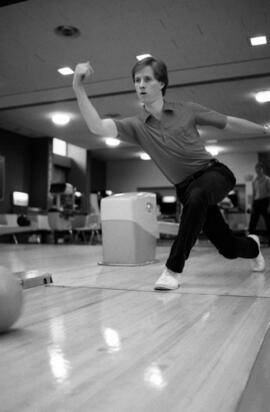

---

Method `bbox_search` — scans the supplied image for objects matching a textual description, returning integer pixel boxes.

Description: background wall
[29,137,52,211]
[107,159,170,193]
[0,130,53,213]
[90,158,107,192]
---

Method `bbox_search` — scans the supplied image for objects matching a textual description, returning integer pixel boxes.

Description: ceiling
[0,0,270,160]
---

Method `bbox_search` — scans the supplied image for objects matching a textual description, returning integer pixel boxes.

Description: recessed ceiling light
[136,53,152,61]
[140,153,151,160]
[250,35,267,46]
[51,113,70,126]
[255,90,270,103]
[58,67,74,75]
[205,146,220,156]
[105,137,120,147]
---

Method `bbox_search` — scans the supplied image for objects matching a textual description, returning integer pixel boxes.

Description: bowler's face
[255,165,263,176]
[134,66,164,104]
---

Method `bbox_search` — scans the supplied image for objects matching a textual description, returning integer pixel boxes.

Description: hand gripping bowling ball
[0,266,24,333]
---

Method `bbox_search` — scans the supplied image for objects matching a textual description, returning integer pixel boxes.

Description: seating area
[0,212,102,245]
[0,213,50,244]
[73,213,101,244]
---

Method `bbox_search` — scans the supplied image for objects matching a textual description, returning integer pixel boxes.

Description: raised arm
[72,62,118,138]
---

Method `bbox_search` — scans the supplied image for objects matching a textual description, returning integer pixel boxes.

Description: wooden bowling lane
[236,324,270,412]
[0,242,270,411]
[0,284,270,411]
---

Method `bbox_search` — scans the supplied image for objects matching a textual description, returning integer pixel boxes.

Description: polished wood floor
[0,240,270,412]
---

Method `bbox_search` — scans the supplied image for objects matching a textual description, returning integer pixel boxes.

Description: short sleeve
[114,117,139,144]
[187,102,227,129]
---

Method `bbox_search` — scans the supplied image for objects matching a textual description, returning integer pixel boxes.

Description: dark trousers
[249,198,270,244]
[166,161,259,273]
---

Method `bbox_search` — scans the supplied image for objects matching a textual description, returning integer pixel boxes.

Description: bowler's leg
[203,205,259,259]
[248,204,260,235]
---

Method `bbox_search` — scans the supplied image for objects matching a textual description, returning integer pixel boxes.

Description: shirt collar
[138,100,175,123]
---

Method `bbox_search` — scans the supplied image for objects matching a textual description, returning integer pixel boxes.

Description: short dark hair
[131,57,168,96]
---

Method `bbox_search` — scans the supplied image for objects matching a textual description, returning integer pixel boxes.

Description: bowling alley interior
[1,1,270,411]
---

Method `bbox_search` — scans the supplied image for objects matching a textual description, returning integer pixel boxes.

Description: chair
[73,213,101,244]
[48,210,73,244]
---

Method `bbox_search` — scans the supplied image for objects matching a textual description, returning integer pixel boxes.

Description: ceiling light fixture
[51,113,70,126]
[205,146,220,156]
[255,90,270,103]
[105,137,120,147]
[140,153,151,160]
[136,53,152,61]
[250,35,267,46]
[58,67,74,75]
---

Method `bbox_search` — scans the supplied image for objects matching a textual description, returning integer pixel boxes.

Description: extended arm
[72,62,118,138]
[225,116,270,136]
[194,102,270,136]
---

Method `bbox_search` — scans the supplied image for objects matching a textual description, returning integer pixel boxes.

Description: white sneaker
[248,234,265,272]
[154,267,180,290]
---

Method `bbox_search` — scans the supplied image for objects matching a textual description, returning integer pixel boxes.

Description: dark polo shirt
[114,100,227,184]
